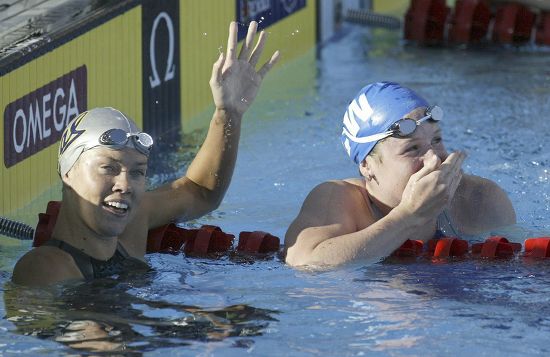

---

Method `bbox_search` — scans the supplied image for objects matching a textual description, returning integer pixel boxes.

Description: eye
[131,169,146,178]
[100,165,115,173]
[432,136,443,145]
[404,145,419,153]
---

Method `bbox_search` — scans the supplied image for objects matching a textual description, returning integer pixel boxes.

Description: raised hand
[398,151,466,221]
[209,21,280,118]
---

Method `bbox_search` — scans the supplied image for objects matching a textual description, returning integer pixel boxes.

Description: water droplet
[203,32,207,36]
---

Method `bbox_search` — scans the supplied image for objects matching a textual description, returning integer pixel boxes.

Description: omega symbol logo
[149,12,176,89]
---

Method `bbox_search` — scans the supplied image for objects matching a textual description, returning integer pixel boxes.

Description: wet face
[63,147,148,238]
[363,107,447,209]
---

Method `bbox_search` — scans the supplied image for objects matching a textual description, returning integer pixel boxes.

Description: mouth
[102,200,130,216]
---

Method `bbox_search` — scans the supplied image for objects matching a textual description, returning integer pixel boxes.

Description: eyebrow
[97,156,148,166]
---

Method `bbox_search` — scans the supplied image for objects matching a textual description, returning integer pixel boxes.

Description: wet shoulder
[306,179,370,217]
[12,245,84,286]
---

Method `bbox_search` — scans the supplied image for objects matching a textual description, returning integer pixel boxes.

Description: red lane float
[391,239,424,257]
[33,201,61,247]
[492,3,536,44]
[392,236,544,260]
[146,223,189,253]
[33,201,280,256]
[428,237,469,257]
[182,225,234,255]
[524,237,550,258]
[536,12,550,45]
[449,0,491,44]
[471,236,522,258]
[237,231,280,254]
[404,0,450,44]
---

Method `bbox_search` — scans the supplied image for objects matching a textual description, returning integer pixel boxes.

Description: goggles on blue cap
[343,105,443,144]
[341,82,438,164]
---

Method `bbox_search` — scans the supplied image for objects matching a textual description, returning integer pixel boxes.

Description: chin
[91,220,129,239]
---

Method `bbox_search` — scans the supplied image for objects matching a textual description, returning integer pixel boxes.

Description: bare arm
[144,21,279,227]
[285,151,466,266]
[451,174,516,234]
[284,181,428,266]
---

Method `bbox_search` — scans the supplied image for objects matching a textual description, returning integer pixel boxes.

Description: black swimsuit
[43,239,149,280]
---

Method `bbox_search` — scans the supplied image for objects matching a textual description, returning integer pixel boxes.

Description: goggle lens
[99,128,153,155]
[393,119,417,136]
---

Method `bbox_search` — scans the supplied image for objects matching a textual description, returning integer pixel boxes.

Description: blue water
[1,25,550,356]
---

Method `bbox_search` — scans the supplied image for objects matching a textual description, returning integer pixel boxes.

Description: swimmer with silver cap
[13,21,280,286]
[57,107,154,178]
[285,82,516,267]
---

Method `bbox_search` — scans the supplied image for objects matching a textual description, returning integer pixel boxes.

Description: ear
[61,165,77,189]
[359,156,376,180]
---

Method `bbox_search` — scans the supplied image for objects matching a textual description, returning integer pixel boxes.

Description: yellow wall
[0,1,316,224]
[181,1,316,131]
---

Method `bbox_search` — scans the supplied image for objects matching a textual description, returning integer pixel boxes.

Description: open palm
[210,22,279,117]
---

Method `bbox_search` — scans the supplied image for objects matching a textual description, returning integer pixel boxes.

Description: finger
[409,152,441,182]
[226,21,238,61]
[239,21,258,60]
[258,50,280,79]
[440,151,466,177]
[210,53,225,84]
[249,30,267,67]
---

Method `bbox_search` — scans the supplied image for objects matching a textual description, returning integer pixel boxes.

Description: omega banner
[3,66,87,168]
[141,0,181,141]
[237,0,307,40]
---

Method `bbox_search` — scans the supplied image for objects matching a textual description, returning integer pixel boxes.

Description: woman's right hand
[396,150,465,223]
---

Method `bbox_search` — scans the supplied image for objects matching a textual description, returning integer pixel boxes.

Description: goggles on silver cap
[98,128,154,156]
[343,105,443,144]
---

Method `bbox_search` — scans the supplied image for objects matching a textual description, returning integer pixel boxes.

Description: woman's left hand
[209,21,280,118]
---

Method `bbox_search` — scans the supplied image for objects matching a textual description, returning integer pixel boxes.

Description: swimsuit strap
[41,239,144,280]
[42,238,94,280]
[436,209,460,237]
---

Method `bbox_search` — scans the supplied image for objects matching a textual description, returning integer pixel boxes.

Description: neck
[364,181,392,218]
[52,203,118,260]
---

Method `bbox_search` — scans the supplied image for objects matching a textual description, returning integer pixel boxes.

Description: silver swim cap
[58,107,153,176]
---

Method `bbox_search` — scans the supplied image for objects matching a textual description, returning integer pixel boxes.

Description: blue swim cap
[341,82,429,164]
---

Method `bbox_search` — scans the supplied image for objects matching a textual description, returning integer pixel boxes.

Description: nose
[112,171,132,193]
[423,147,448,161]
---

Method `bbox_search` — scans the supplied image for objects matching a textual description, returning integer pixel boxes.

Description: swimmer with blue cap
[285,82,516,267]
[13,21,280,286]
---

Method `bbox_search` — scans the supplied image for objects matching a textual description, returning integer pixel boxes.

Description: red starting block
[536,12,550,46]
[492,3,536,44]
[524,237,550,258]
[237,231,280,253]
[404,0,450,44]
[428,237,469,257]
[471,236,522,258]
[183,225,234,255]
[449,0,491,44]
[391,239,424,257]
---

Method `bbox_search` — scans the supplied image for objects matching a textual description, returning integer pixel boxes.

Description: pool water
[1,25,550,356]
